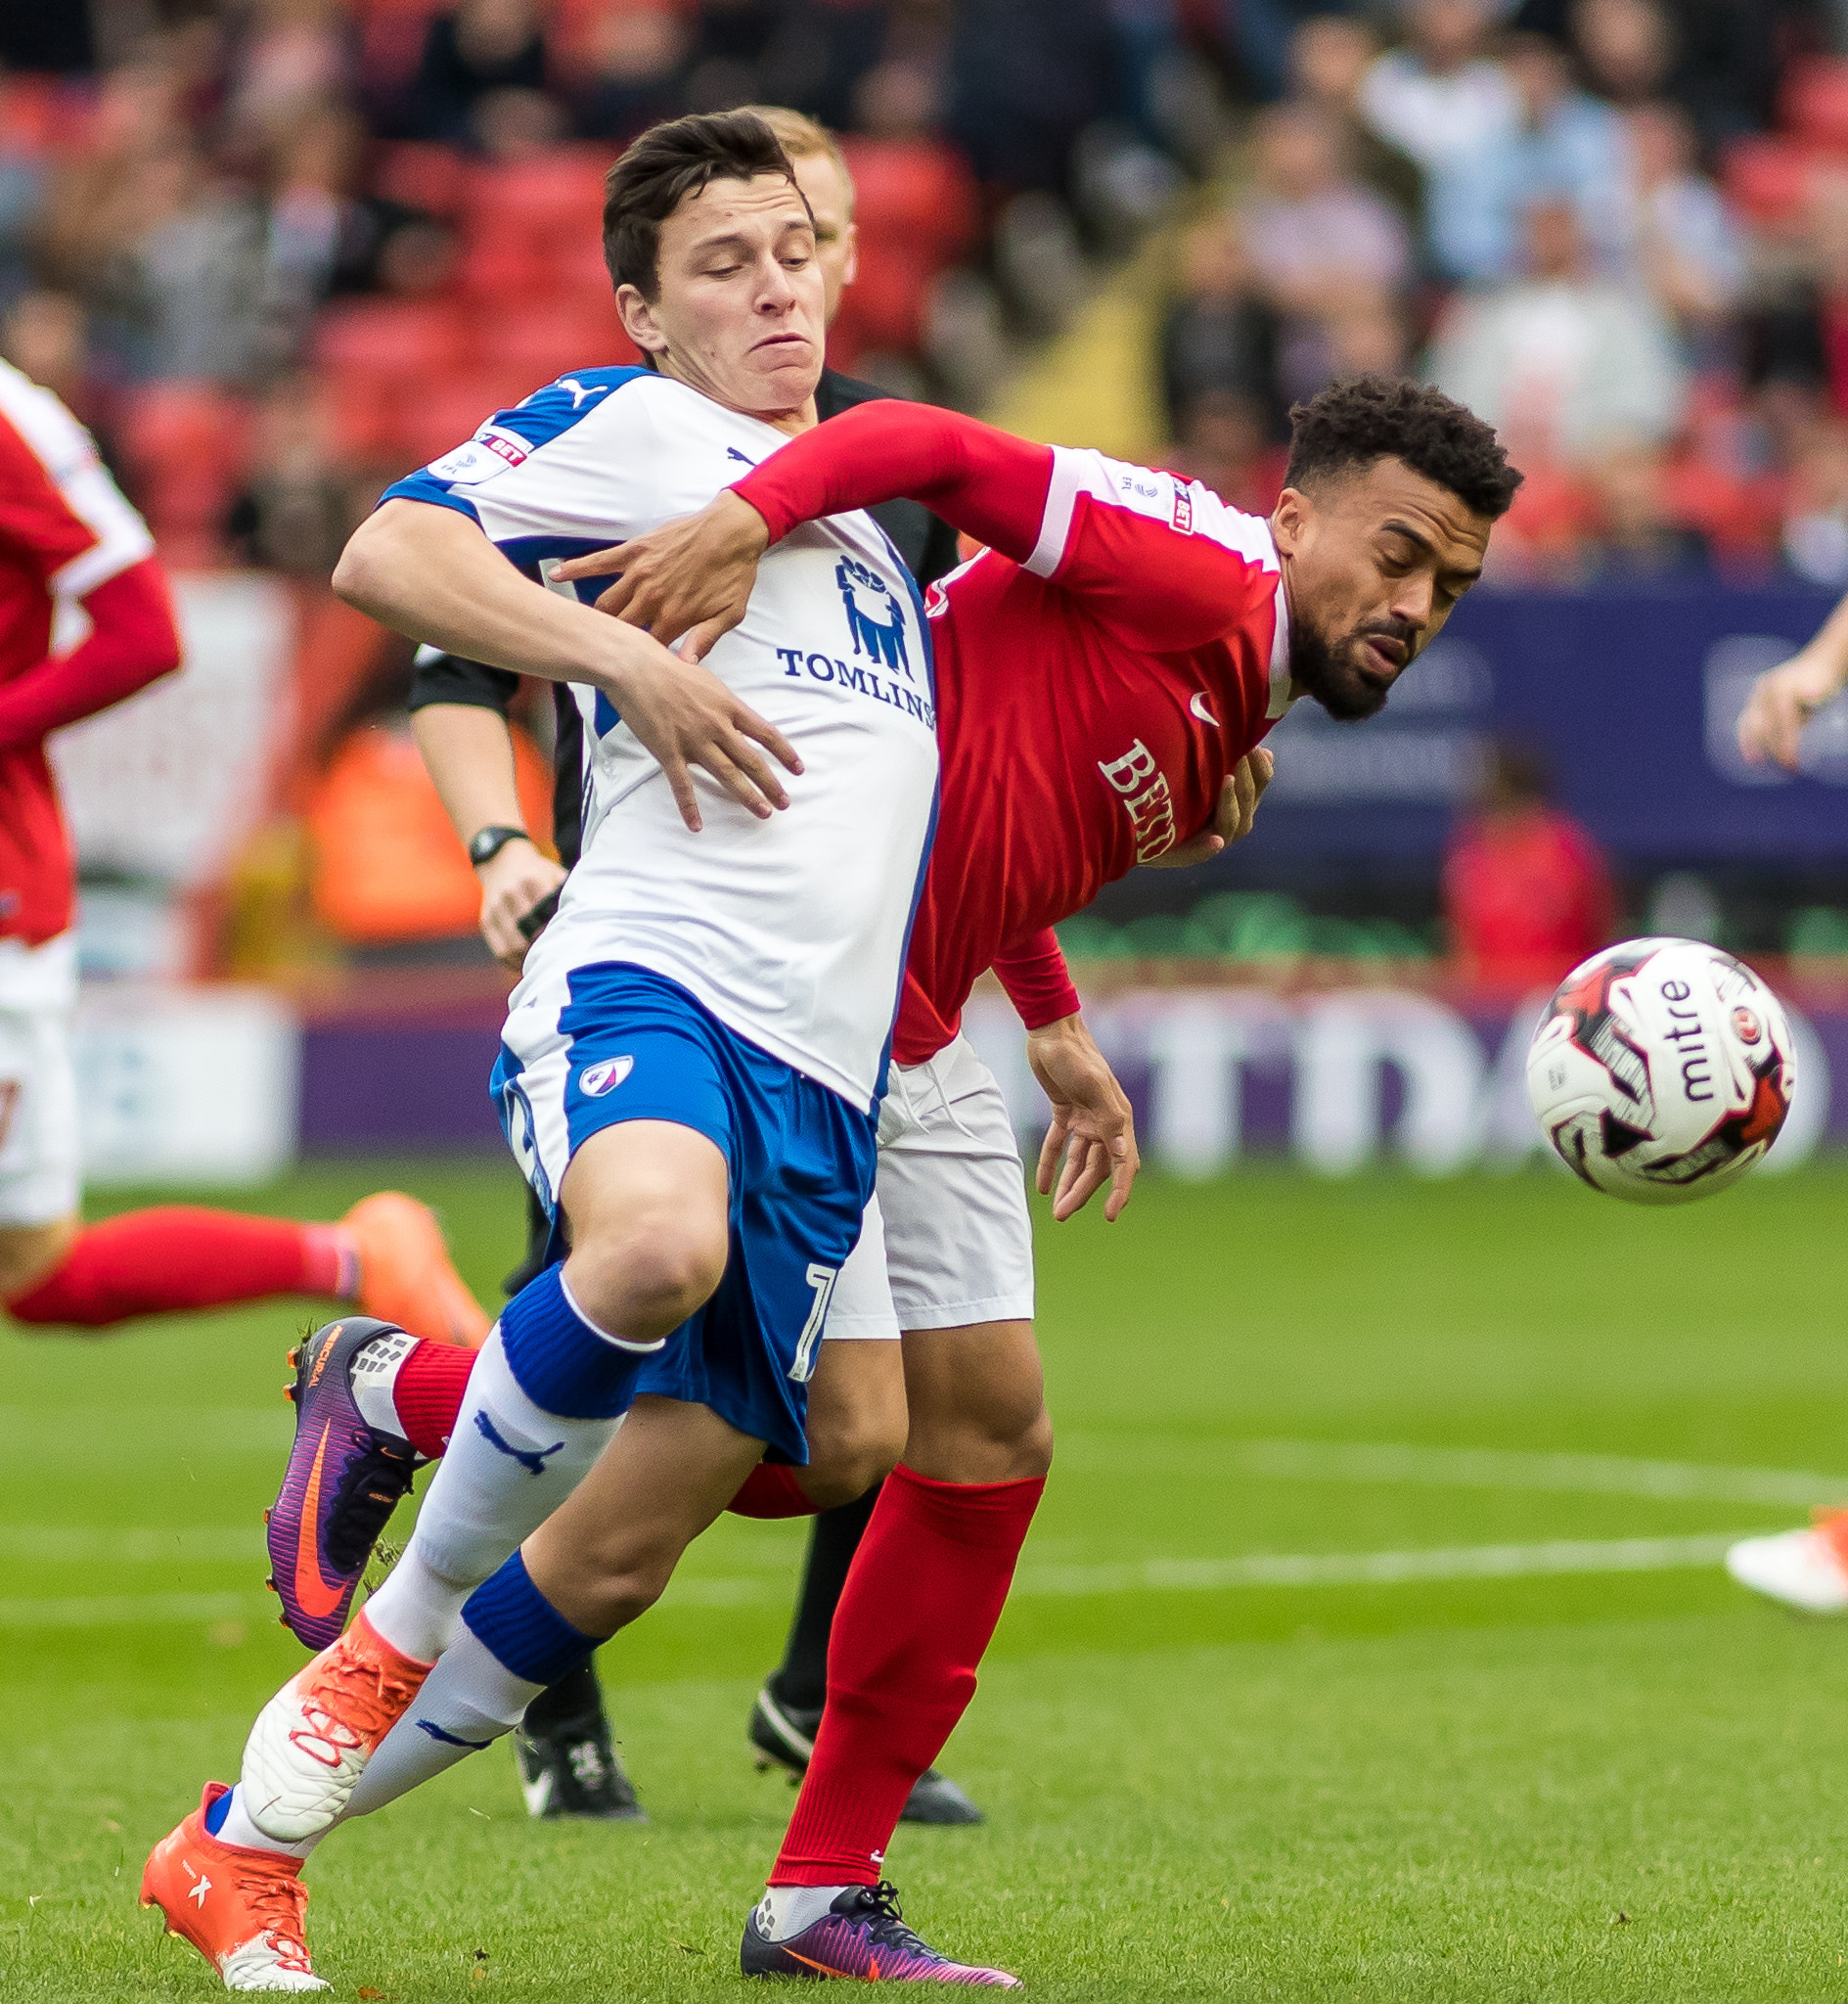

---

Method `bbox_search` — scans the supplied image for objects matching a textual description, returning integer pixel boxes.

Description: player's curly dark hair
[1285,375,1522,521]
[603,111,807,301]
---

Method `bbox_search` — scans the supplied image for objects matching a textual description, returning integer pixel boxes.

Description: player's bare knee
[563,1212,727,1342]
[800,1418,904,1507]
[1012,1399,1055,1481]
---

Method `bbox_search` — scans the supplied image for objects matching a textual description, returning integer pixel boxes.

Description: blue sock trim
[462,1550,602,1689]
[499,1262,654,1419]
[204,1789,231,1837]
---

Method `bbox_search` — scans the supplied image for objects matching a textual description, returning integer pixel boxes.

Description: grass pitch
[3,1156,1848,2000]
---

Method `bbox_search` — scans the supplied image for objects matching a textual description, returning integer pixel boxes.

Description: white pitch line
[0,1531,1766,1625]
[0,1526,266,1563]
[1058,1435,1848,1509]
[1008,1532,1749,1598]
[0,1591,261,1629]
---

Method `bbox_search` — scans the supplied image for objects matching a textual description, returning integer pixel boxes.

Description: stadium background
[9,1,1848,1997]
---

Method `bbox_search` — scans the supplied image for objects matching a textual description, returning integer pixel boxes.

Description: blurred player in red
[1442,740,1615,999]
[0,356,486,1348]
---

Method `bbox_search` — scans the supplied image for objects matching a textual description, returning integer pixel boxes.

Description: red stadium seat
[371,141,471,220]
[476,299,640,383]
[839,137,977,269]
[1720,136,1814,228]
[1783,58,1848,154]
[389,367,553,470]
[312,298,471,389]
[356,0,448,102]
[464,150,610,265]
[834,242,934,354]
[113,383,254,570]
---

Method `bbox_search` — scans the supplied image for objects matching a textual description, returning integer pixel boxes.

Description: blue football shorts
[491,960,878,1463]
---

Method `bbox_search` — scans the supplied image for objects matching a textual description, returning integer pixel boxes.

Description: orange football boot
[339,1191,489,1348]
[142,1783,326,1992]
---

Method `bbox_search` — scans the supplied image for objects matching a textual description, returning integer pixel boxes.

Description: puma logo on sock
[473,1410,565,1477]
[416,1719,493,1751]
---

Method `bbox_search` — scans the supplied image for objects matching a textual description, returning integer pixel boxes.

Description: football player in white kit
[142,112,946,1991]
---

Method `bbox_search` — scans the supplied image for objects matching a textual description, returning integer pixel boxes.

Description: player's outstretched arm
[1737,593,1848,768]
[0,557,181,750]
[552,403,1058,652]
[335,500,801,830]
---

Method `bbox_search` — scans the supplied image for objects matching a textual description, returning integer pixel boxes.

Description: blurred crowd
[1160,0,1848,584]
[0,0,1842,585]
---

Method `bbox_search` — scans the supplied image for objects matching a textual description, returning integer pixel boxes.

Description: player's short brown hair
[1285,375,1523,521]
[738,105,856,215]
[602,110,806,300]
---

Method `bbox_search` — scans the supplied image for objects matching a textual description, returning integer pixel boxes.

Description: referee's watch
[468,824,531,868]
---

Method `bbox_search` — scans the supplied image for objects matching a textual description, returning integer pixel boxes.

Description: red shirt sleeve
[735,401,1056,565]
[0,556,184,752]
[0,415,99,584]
[734,404,1280,658]
[992,927,1083,1029]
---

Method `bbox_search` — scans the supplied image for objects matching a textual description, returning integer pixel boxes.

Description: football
[1526,938,1796,1205]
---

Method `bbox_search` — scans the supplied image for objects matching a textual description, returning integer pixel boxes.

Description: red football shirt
[0,362,167,946]
[736,402,1291,1065]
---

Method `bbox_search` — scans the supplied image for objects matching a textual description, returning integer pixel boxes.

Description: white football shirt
[387,368,940,1111]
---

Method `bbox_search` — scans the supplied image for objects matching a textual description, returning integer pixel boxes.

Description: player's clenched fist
[1736,645,1848,770]
[476,840,565,970]
[556,491,770,664]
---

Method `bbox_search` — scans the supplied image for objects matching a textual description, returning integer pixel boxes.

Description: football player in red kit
[0,358,484,1348]
[207,377,1516,1989]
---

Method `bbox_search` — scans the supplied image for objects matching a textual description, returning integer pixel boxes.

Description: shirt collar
[1265,571,1294,719]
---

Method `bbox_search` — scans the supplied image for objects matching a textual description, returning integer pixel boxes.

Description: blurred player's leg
[3,1194,486,1348]
[1727,1517,1848,1613]
[2,937,486,1346]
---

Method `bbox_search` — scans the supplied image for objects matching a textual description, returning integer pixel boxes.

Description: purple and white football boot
[742,1883,1021,1986]
[265,1317,421,1650]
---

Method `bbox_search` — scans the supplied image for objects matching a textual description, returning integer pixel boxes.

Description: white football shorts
[827,1031,1035,1340]
[0,932,80,1228]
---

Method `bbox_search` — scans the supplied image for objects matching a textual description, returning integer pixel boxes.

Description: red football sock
[4,1208,352,1327]
[729,1463,821,1519]
[389,1337,476,1458]
[771,1461,1044,1887]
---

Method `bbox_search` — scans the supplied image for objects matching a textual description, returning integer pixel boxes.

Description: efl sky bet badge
[578,1057,634,1099]
[426,425,530,485]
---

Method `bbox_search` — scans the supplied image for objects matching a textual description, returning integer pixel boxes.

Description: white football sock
[338,1624,544,1820]
[348,1327,420,1438]
[215,1786,315,1861]
[361,1330,618,1662]
[756,1885,852,1939]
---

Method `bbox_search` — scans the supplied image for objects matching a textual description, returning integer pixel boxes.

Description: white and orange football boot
[142,1783,326,1992]
[241,1610,432,1842]
[1727,1510,1848,1614]
[340,1192,489,1349]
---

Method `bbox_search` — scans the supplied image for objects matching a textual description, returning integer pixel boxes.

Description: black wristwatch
[468,824,531,868]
